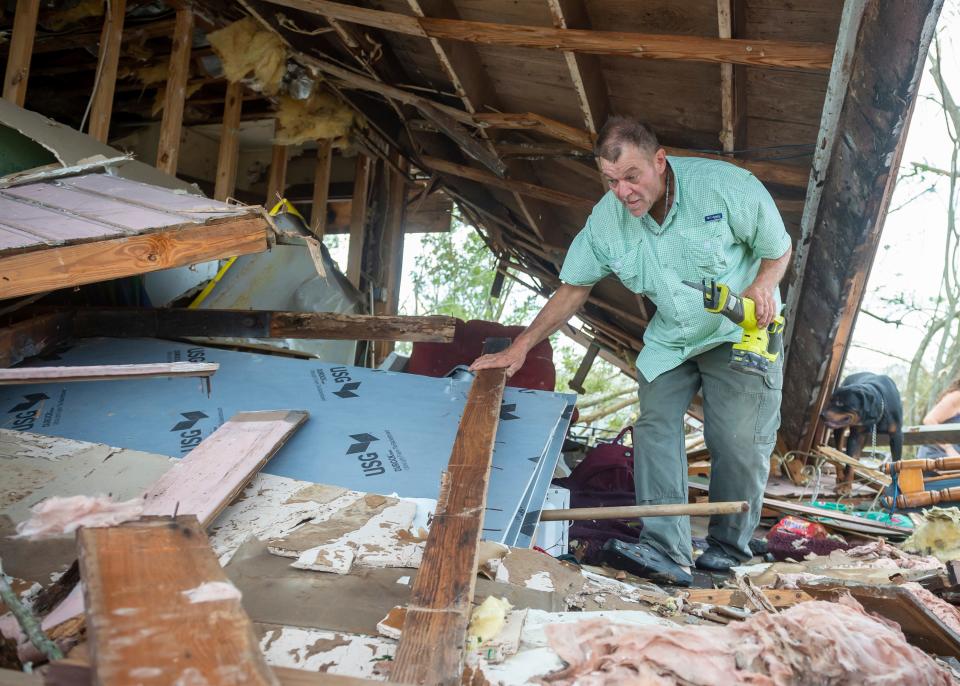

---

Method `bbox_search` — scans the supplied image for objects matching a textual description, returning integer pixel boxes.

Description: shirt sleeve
[559,221,611,286]
[729,173,792,260]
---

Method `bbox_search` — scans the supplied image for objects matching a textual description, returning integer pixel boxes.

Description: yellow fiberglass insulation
[274,93,354,147]
[207,17,286,96]
[902,506,960,563]
[136,62,171,87]
[466,596,512,649]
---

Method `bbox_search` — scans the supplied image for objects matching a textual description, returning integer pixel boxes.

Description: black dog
[821,373,904,477]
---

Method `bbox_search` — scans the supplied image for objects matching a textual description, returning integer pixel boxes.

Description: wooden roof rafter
[263,0,834,71]
[545,0,609,183]
[402,0,552,245]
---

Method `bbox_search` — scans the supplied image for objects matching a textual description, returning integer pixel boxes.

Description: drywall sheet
[506,401,574,548]
[0,338,572,540]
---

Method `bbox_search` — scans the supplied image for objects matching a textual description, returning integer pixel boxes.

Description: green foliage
[407,220,540,325]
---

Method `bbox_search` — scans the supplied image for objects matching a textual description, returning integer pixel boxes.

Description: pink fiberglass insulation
[542,596,956,685]
[15,494,144,539]
[902,582,960,636]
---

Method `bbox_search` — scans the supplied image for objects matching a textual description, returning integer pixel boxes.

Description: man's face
[599,145,666,218]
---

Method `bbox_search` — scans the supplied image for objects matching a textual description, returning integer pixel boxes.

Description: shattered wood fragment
[391,338,509,686]
[0,362,218,385]
[0,311,73,369]
[682,588,812,609]
[78,516,276,686]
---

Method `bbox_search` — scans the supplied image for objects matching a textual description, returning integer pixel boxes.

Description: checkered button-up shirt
[559,156,792,382]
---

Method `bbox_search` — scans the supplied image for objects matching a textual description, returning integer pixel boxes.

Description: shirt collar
[642,158,681,236]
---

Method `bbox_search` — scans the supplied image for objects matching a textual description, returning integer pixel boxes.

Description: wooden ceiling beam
[264,0,834,70]
[779,0,943,454]
[420,156,595,213]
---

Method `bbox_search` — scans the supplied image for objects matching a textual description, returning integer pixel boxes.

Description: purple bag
[554,427,639,561]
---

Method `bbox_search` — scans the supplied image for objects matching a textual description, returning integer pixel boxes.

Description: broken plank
[814,445,891,487]
[78,516,278,686]
[682,588,812,609]
[419,156,596,211]
[391,338,509,686]
[71,308,457,342]
[0,216,269,299]
[0,362,218,385]
[40,410,308,637]
[142,410,308,526]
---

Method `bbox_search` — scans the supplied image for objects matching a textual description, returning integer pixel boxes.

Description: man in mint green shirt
[472,116,792,586]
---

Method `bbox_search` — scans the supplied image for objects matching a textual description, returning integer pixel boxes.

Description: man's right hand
[469,343,528,378]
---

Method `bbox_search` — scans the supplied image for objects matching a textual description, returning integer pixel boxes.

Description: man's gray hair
[595,116,660,162]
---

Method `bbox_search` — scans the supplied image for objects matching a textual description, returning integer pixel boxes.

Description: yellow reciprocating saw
[682,279,785,376]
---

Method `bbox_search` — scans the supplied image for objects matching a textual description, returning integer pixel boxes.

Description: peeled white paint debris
[181,581,242,604]
[525,571,555,592]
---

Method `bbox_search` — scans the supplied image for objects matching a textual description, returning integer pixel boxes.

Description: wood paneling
[141,410,308,525]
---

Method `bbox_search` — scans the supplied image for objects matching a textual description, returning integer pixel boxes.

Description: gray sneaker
[601,539,693,587]
[694,546,738,571]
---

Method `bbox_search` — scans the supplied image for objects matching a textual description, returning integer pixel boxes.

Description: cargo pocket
[754,366,783,444]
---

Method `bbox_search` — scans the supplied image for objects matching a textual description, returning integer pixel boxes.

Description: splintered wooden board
[78,516,278,686]
[142,409,308,527]
[40,410,308,635]
[390,339,508,686]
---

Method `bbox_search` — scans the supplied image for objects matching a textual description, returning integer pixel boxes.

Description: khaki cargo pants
[633,341,782,566]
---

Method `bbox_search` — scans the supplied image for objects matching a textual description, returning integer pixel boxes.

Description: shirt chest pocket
[609,246,654,296]
[683,225,729,276]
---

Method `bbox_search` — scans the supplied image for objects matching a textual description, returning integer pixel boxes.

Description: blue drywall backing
[0,338,574,541]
